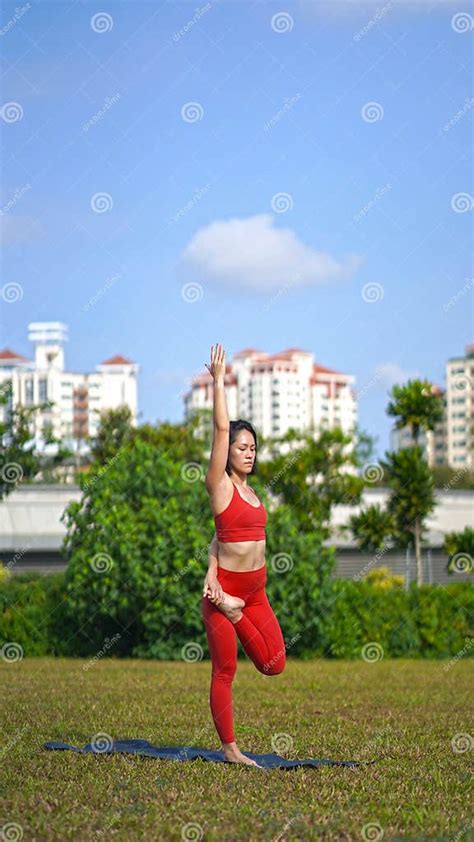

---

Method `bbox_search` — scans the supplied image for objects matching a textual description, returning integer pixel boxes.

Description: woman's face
[230,431,256,473]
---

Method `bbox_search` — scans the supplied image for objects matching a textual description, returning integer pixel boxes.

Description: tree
[348,504,395,554]
[381,445,436,585]
[88,405,135,465]
[443,526,474,575]
[385,379,443,585]
[0,381,72,498]
[387,378,444,446]
[256,425,367,536]
[61,423,340,657]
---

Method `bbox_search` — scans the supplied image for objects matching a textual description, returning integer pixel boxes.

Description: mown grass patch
[1,657,472,840]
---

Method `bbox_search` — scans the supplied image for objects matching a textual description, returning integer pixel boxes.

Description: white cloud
[298,0,459,18]
[374,361,423,388]
[0,215,45,245]
[177,213,364,294]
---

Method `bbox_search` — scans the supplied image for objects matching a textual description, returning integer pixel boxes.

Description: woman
[201,343,286,767]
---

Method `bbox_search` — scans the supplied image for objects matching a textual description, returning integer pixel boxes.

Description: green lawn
[1,657,473,841]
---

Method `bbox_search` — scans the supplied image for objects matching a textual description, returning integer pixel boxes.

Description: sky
[0,0,472,460]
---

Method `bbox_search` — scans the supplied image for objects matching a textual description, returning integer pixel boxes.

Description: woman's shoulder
[207,474,235,517]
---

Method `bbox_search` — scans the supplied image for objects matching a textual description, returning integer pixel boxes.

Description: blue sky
[1,0,472,460]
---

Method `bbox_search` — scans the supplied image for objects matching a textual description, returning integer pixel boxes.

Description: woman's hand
[205,343,226,381]
[203,570,224,604]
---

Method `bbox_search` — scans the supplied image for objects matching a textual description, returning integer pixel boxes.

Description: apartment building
[390,343,473,469]
[0,321,139,451]
[183,347,357,440]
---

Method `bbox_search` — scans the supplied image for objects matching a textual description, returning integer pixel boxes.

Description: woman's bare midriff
[217,539,266,573]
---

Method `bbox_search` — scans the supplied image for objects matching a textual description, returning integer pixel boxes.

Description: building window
[25,379,34,404]
[38,378,48,401]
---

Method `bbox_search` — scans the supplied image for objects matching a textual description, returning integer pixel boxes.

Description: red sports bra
[214,481,268,543]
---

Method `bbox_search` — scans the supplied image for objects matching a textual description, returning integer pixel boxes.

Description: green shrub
[1,569,472,660]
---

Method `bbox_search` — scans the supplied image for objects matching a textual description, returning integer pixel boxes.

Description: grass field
[1,656,473,841]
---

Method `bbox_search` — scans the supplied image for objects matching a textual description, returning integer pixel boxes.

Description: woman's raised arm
[205,344,230,492]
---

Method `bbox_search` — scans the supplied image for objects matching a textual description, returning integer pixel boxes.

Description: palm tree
[387,379,444,446]
[386,379,444,584]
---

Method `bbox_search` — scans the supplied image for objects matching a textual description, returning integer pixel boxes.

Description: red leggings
[201,564,286,744]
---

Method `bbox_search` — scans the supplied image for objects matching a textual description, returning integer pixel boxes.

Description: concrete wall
[1,484,473,584]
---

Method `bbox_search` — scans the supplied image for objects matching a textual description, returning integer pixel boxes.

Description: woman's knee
[260,651,286,675]
[212,659,237,683]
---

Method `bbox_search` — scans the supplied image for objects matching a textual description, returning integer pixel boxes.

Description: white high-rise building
[183,347,357,440]
[0,322,139,451]
[390,343,473,469]
[446,343,474,468]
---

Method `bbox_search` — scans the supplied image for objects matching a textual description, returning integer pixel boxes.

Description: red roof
[0,347,29,361]
[100,354,134,365]
[233,348,263,357]
[313,363,340,375]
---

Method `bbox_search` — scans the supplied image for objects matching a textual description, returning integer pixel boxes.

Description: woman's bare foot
[222,741,263,768]
[209,592,245,623]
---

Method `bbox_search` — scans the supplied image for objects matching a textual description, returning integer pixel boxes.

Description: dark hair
[225,419,258,476]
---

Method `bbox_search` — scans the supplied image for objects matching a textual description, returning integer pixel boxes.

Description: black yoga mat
[43,738,377,769]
